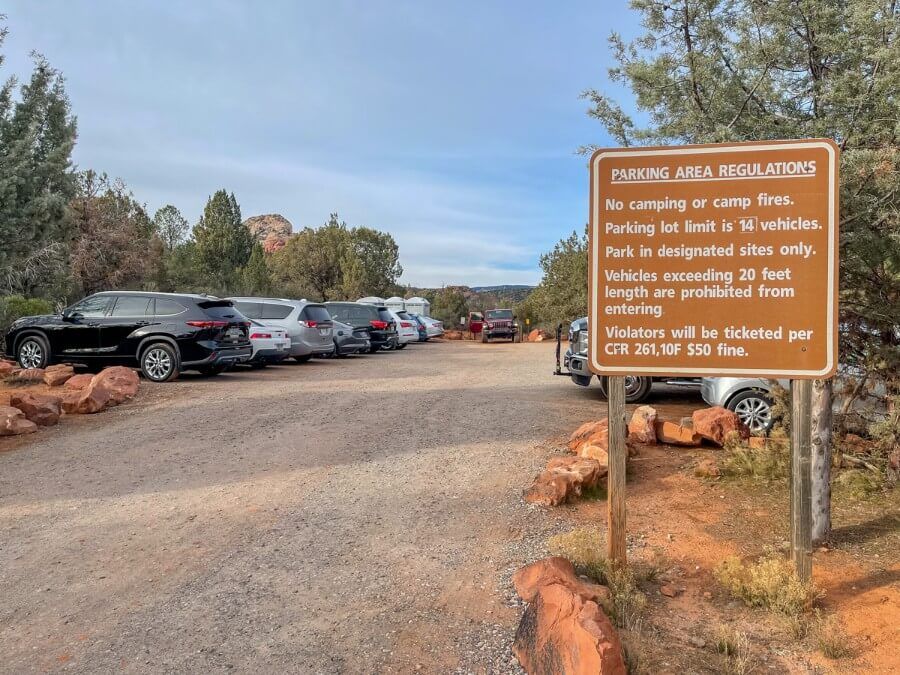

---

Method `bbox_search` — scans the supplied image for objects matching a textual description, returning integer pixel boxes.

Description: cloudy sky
[3,1,640,287]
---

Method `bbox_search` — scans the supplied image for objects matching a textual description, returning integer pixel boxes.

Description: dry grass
[833,468,884,500]
[812,611,855,660]
[714,550,821,616]
[713,625,754,675]
[546,527,647,630]
[721,435,789,480]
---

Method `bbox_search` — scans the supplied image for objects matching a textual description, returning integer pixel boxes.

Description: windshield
[485,310,513,320]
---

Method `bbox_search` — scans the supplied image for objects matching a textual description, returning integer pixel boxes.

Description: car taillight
[186,320,228,329]
[250,333,271,339]
[400,321,413,328]
[298,320,318,328]
[370,320,388,330]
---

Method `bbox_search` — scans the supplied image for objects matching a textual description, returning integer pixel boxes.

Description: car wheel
[140,343,179,382]
[17,334,50,369]
[598,376,652,403]
[727,390,774,434]
[294,354,312,363]
[396,343,407,350]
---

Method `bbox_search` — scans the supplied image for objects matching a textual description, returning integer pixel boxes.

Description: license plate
[226,328,242,339]
[275,343,285,351]
[318,328,328,336]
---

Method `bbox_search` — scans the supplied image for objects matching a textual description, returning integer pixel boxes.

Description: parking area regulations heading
[589,139,839,378]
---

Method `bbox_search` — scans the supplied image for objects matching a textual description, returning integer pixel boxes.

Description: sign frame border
[588,139,839,379]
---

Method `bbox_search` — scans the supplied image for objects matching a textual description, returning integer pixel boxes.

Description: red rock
[654,420,702,446]
[513,582,626,675]
[628,405,657,444]
[692,407,750,446]
[659,584,679,598]
[90,366,139,404]
[842,433,875,455]
[9,392,62,426]
[513,557,613,615]
[43,364,75,387]
[568,419,608,452]
[0,405,38,436]
[12,367,45,383]
[524,456,606,507]
[0,359,19,377]
[694,459,721,478]
[64,374,94,391]
[60,384,112,415]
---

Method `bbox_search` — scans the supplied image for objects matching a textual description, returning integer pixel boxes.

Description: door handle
[136,321,151,326]
[87,322,100,327]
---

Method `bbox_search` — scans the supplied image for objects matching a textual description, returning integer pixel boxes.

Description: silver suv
[701,378,785,434]
[228,298,334,362]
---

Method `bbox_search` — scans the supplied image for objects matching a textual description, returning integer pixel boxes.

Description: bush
[721,435,790,480]
[0,296,54,350]
[714,550,821,616]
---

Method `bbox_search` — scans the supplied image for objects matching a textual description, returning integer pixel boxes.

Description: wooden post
[607,376,627,567]
[791,379,813,582]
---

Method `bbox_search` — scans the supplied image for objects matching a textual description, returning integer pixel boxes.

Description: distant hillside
[404,284,535,310]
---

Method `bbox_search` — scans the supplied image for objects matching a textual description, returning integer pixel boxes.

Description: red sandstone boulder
[654,420,703,446]
[43,364,75,387]
[60,384,112,415]
[513,580,626,675]
[0,359,19,377]
[0,405,38,436]
[9,392,62,426]
[568,418,608,453]
[64,373,94,391]
[90,367,139,404]
[524,456,606,507]
[513,557,613,615]
[12,367,45,383]
[692,407,750,446]
[627,405,657,444]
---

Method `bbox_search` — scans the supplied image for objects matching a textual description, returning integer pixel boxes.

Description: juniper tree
[582,0,900,541]
[193,190,253,292]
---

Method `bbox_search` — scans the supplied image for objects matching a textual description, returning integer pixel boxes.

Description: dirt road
[0,341,699,673]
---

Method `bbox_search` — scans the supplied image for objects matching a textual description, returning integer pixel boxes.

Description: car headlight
[575,329,588,355]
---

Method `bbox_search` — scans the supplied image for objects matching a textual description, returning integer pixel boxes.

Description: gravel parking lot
[0,341,700,673]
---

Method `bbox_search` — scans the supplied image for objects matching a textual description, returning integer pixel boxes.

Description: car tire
[727,389,774,434]
[598,376,653,403]
[396,343,407,350]
[140,342,179,382]
[294,354,312,363]
[16,334,50,369]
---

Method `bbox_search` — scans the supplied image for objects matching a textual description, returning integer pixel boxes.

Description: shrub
[714,551,821,616]
[546,527,647,630]
[721,437,789,480]
[812,611,854,659]
[834,468,884,499]
[713,625,754,675]
[0,296,54,350]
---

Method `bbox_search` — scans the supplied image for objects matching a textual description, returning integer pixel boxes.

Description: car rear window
[396,311,412,320]
[261,303,293,320]
[301,305,332,323]
[232,302,261,318]
[376,307,393,322]
[154,299,187,316]
[110,296,152,316]
[326,303,378,323]
[199,303,243,320]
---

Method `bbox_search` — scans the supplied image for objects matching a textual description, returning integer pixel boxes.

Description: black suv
[324,302,399,352]
[4,291,252,382]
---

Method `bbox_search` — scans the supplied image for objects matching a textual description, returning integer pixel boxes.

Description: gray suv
[228,298,334,362]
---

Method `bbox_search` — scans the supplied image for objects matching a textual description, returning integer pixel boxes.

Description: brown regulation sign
[588,139,839,379]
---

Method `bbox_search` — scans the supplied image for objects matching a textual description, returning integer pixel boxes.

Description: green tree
[0,24,77,293]
[241,243,271,295]
[582,0,900,541]
[69,171,160,296]
[193,190,253,292]
[152,204,189,252]
[431,286,469,328]
[270,214,349,300]
[520,229,588,328]
[342,226,403,298]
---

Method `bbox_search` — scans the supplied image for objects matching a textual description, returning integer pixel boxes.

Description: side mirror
[62,310,81,322]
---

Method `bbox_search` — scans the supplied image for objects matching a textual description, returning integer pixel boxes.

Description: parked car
[331,319,371,357]
[419,316,444,338]
[558,317,700,403]
[390,309,418,349]
[228,297,334,362]
[4,291,252,382]
[481,309,518,343]
[325,302,399,353]
[702,377,785,434]
[409,313,429,341]
[247,320,289,367]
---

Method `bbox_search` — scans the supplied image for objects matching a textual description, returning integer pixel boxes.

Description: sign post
[588,140,838,580]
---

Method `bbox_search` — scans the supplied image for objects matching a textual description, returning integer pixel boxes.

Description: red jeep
[468,311,484,336]
[481,309,518,343]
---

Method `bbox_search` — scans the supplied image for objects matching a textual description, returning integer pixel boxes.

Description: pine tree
[0,25,77,293]
[193,189,253,293]
[152,204,189,252]
[241,243,271,295]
